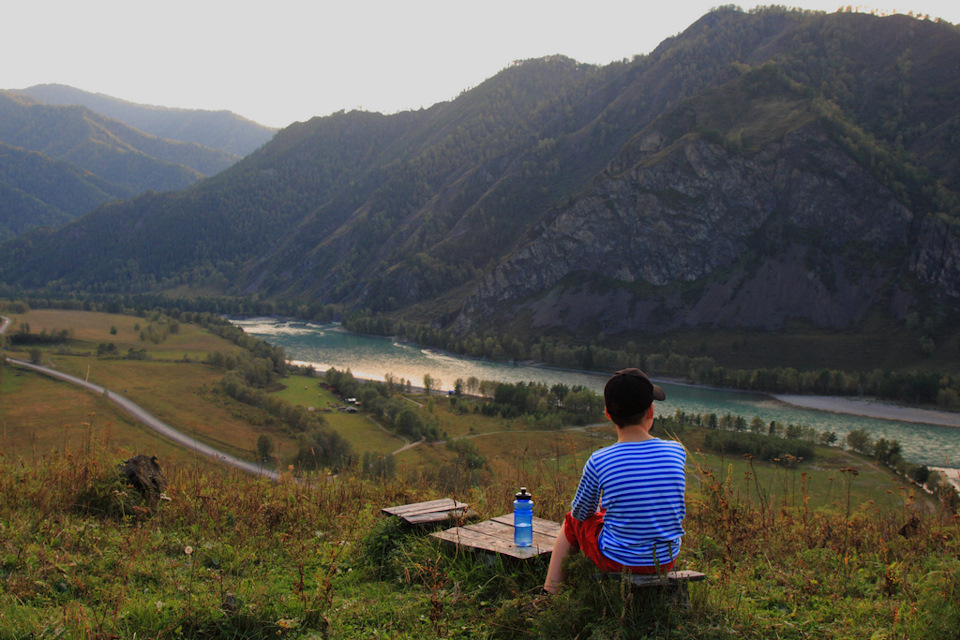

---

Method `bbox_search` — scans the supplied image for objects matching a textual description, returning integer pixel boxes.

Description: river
[232,318,959,468]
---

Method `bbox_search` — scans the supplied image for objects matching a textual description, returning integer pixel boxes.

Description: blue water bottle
[514,487,533,547]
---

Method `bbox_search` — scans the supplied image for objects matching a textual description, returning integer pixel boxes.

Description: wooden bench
[603,570,706,608]
[415,503,703,606]
[432,513,562,560]
[382,498,476,526]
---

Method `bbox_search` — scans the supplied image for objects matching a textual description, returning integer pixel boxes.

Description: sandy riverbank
[773,394,960,428]
[930,467,960,492]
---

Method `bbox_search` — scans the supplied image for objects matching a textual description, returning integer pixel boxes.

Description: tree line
[6,291,958,410]
[658,407,941,497]
[344,313,960,409]
[6,323,70,345]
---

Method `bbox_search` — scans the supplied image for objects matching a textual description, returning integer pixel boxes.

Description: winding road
[1,316,280,480]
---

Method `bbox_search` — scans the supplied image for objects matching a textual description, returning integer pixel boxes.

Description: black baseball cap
[603,368,666,420]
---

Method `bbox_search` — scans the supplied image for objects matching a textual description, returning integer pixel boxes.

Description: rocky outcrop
[452,123,920,334]
[911,216,960,299]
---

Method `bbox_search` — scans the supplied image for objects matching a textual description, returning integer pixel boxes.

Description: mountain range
[13,84,275,157]
[0,88,275,239]
[1,7,959,368]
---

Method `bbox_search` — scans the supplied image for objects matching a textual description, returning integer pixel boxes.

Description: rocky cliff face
[911,217,960,299]
[451,121,942,335]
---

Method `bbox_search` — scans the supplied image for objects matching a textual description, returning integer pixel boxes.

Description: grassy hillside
[0,366,186,464]
[2,309,957,638]
[0,421,954,638]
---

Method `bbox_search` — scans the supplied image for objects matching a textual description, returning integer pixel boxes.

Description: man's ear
[605,408,613,422]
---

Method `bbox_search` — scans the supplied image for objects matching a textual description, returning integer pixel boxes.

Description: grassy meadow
[2,309,299,464]
[1,308,958,638]
[272,375,406,456]
[0,366,189,466]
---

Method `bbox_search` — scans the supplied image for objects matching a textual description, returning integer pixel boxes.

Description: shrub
[703,430,815,463]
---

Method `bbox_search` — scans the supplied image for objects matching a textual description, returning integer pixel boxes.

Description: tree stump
[119,455,167,498]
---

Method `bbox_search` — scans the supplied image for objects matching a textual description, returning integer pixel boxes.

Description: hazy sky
[3,0,958,129]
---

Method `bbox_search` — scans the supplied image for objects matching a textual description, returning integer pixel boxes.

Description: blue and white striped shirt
[571,438,686,566]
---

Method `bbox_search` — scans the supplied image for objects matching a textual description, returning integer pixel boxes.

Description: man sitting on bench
[544,368,686,593]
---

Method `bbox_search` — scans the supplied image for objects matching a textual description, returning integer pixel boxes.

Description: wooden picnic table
[431,513,562,559]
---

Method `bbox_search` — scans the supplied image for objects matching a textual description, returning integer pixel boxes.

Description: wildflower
[184,546,194,556]
[276,618,299,629]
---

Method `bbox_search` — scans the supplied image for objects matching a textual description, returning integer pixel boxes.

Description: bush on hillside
[702,430,815,463]
[293,425,355,472]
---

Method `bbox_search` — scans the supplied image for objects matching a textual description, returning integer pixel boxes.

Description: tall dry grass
[1,426,958,639]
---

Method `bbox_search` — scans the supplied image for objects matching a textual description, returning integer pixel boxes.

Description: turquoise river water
[232,318,959,468]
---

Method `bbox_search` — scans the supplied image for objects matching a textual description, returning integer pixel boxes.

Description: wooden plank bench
[602,570,707,608]
[431,510,703,606]
[431,513,561,560]
[382,498,476,525]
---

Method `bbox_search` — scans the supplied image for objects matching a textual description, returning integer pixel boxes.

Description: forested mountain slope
[0,90,244,237]
[0,91,238,184]
[2,8,959,352]
[0,142,131,240]
[16,84,276,157]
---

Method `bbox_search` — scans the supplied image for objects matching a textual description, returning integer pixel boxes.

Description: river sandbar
[772,394,960,428]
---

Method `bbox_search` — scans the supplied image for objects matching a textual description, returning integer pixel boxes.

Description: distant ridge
[0,90,237,188]
[0,89,243,237]
[17,84,276,157]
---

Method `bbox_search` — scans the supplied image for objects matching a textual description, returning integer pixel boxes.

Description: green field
[0,366,190,465]
[1,309,292,464]
[274,375,407,455]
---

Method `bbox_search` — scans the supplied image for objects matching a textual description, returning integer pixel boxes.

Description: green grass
[271,375,338,408]
[3,310,958,638]
[0,434,955,639]
[274,375,406,454]
[328,412,403,455]
[428,398,520,439]
[18,354,273,463]
[5,308,242,360]
[0,366,193,466]
[1,309,305,463]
